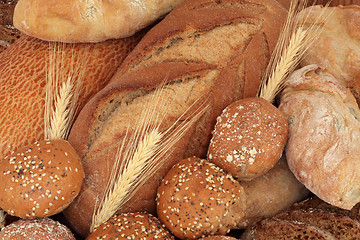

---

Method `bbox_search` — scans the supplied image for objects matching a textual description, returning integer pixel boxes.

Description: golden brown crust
[0,140,84,218]
[87,212,174,240]
[0,218,75,240]
[156,157,247,239]
[299,5,360,105]
[207,97,288,180]
[0,33,142,161]
[65,0,287,236]
[13,0,184,43]
[279,65,360,210]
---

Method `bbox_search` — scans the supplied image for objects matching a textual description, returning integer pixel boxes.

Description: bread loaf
[299,5,360,105]
[0,33,142,160]
[13,0,184,43]
[0,0,20,52]
[279,64,360,210]
[64,0,287,236]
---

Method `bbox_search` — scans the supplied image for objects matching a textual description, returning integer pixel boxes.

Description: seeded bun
[88,212,174,240]
[0,217,75,240]
[0,139,84,218]
[207,97,288,180]
[156,157,247,239]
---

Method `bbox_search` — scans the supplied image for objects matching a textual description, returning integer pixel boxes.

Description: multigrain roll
[156,157,247,239]
[87,212,174,240]
[0,218,75,240]
[207,97,288,180]
[0,140,84,218]
[65,0,287,236]
[0,0,20,52]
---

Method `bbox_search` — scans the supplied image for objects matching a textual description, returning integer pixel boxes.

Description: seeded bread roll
[65,0,287,236]
[0,218,75,240]
[0,140,84,218]
[279,65,360,210]
[0,0,20,52]
[88,212,174,240]
[13,0,184,43]
[156,157,247,239]
[207,97,288,180]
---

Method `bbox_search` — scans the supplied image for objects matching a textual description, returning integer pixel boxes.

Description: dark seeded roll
[0,217,75,240]
[0,139,84,218]
[87,212,174,239]
[156,157,247,239]
[207,97,288,180]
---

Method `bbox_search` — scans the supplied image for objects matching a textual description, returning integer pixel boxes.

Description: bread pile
[1,0,360,239]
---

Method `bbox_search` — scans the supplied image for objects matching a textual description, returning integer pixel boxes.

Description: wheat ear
[258,0,333,103]
[91,84,210,230]
[44,42,87,140]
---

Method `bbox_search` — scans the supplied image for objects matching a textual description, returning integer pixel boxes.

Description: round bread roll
[87,212,174,240]
[0,217,75,240]
[207,97,288,180]
[156,157,247,239]
[0,139,84,218]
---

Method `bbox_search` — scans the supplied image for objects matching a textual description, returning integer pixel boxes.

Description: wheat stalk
[91,85,210,230]
[258,0,333,103]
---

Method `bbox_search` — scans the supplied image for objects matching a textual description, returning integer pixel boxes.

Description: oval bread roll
[279,65,360,210]
[13,0,184,43]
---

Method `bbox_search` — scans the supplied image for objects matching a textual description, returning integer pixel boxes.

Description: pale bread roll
[13,0,184,43]
[0,34,142,160]
[279,65,360,210]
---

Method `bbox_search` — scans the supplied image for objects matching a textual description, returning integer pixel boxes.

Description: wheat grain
[258,0,332,103]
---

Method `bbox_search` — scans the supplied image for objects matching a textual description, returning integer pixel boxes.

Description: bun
[279,65,360,210]
[156,157,246,239]
[87,212,174,240]
[0,140,84,218]
[64,0,287,236]
[207,97,288,180]
[299,5,360,104]
[237,156,309,228]
[13,0,184,43]
[0,218,75,240]
[0,34,142,160]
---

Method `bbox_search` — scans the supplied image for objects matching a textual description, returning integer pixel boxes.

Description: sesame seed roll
[207,97,288,180]
[87,212,174,239]
[0,139,84,218]
[0,217,76,240]
[156,157,247,239]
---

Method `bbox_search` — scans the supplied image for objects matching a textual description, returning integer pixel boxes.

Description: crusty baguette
[64,0,287,236]
[0,34,142,160]
[13,0,184,43]
[279,64,360,210]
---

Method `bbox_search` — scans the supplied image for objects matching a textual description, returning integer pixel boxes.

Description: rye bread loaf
[0,0,20,52]
[0,33,142,160]
[65,0,287,236]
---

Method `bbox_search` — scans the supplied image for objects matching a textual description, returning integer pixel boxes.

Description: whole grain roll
[65,0,287,236]
[0,218,76,240]
[0,0,20,52]
[0,33,142,160]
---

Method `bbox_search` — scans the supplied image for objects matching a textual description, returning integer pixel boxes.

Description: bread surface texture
[0,34,141,160]
[13,0,184,42]
[65,0,287,236]
[300,5,360,105]
[279,64,360,210]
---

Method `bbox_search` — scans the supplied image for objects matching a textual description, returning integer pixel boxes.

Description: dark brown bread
[65,0,287,236]
[0,0,20,52]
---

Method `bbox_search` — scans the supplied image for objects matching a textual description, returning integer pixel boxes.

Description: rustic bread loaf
[0,0,20,52]
[279,64,360,210]
[0,33,142,160]
[65,0,287,236]
[299,5,360,105]
[13,0,184,43]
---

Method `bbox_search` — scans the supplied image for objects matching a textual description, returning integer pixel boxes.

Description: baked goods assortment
[1,0,360,239]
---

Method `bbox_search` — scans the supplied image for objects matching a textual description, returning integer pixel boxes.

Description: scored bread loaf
[65,0,287,236]
[0,33,143,160]
[13,0,184,43]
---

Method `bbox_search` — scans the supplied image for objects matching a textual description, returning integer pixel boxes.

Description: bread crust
[13,0,184,43]
[279,65,360,210]
[64,0,287,236]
